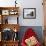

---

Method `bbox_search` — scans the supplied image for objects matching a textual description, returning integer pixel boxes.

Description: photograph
[0,0,45,46]
[23,8,36,19]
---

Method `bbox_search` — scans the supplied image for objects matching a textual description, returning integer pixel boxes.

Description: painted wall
[0,0,44,44]
[0,0,44,26]
[18,0,44,26]
[18,26,44,44]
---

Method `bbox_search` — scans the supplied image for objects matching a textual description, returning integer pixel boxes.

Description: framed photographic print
[23,8,36,19]
[9,10,18,15]
[2,10,9,15]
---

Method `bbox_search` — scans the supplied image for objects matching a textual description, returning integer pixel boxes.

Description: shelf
[0,7,19,24]
[1,40,19,46]
[2,40,19,43]
[0,7,19,16]
[0,7,20,46]
[0,24,20,32]
[0,7,19,10]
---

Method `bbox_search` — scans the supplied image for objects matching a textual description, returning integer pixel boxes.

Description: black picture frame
[23,8,36,19]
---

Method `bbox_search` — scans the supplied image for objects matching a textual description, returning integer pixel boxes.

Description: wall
[0,0,44,26]
[18,26,44,44]
[0,0,44,44]
[18,0,44,26]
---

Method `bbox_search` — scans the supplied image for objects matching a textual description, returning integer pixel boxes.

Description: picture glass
[2,10,9,15]
[8,16,18,24]
[23,8,36,19]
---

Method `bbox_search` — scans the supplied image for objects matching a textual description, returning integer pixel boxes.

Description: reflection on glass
[1,28,18,41]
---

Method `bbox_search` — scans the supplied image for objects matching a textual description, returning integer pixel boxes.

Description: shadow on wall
[18,26,44,44]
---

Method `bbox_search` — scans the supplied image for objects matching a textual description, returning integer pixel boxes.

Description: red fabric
[21,28,41,46]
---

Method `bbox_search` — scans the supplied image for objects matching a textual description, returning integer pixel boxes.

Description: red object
[21,28,41,46]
